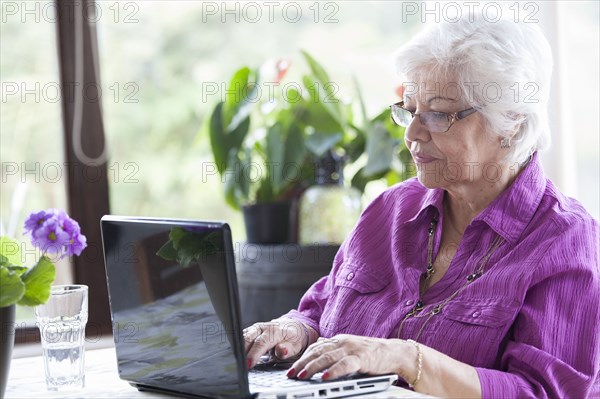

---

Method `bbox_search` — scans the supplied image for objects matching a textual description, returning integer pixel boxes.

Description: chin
[416,173,445,190]
[415,163,447,189]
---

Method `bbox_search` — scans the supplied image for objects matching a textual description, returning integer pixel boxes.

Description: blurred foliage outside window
[1,0,71,323]
[97,1,424,241]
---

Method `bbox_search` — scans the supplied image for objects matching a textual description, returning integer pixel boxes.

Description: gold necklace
[396,213,505,341]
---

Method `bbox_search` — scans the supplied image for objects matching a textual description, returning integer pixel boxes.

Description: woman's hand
[244,318,318,369]
[286,334,416,381]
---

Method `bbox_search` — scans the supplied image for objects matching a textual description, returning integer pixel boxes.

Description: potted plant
[0,209,87,397]
[205,57,307,244]
[204,51,414,244]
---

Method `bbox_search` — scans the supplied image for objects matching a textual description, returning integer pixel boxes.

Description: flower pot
[242,201,296,244]
[0,304,16,398]
[236,244,339,326]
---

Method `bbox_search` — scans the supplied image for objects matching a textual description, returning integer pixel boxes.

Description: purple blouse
[285,152,600,398]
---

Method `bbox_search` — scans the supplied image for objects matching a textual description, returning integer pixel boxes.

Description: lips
[411,153,438,164]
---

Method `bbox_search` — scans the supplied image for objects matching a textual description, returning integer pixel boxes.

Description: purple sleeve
[477,219,600,398]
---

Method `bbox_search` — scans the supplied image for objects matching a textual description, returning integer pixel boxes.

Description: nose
[404,115,432,146]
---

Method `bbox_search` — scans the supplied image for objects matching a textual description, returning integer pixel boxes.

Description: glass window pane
[561,1,599,219]
[97,1,418,237]
[1,0,72,323]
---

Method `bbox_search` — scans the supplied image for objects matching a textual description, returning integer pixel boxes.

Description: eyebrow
[403,95,456,103]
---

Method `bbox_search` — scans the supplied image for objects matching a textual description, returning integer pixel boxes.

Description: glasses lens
[391,106,412,127]
[420,112,450,133]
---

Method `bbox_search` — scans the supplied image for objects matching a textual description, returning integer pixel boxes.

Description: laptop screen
[101,216,249,398]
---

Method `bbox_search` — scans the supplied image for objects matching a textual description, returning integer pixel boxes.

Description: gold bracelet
[406,339,423,389]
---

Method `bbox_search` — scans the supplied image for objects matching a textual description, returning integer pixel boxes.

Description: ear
[395,84,405,99]
[506,112,525,140]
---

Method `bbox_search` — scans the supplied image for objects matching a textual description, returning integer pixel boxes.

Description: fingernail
[322,371,330,380]
[298,370,307,380]
[247,359,252,369]
[286,368,296,378]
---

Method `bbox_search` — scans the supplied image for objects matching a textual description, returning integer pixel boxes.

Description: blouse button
[472,311,481,318]
[346,272,355,281]
[405,299,414,306]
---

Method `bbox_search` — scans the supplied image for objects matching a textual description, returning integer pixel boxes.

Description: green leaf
[224,147,251,209]
[352,75,369,129]
[301,51,347,131]
[0,266,26,307]
[363,123,397,177]
[7,265,27,276]
[301,50,337,102]
[351,167,388,193]
[301,75,345,131]
[228,114,251,152]
[256,175,274,203]
[345,127,366,163]
[223,67,250,125]
[0,236,23,267]
[221,67,260,133]
[296,97,343,134]
[17,256,56,306]
[156,239,177,261]
[305,132,342,158]
[266,123,285,191]
[371,108,389,124]
[168,228,220,268]
[283,124,305,173]
[209,102,228,174]
[386,169,404,186]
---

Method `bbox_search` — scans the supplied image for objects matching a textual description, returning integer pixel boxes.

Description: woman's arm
[287,334,482,398]
[395,341,482,398]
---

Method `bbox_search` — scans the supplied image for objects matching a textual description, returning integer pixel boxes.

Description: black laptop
[100,215,397,399]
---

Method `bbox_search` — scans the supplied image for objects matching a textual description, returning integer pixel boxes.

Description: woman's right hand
[244,318,317,369]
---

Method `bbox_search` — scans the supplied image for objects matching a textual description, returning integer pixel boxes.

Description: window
[0,0,72,324]
[556,1,599,219]
[96,1,421,238]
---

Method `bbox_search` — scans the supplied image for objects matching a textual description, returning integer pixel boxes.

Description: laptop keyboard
[249,369,324,388]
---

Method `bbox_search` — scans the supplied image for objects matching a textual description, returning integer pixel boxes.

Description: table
[5,344,434,398]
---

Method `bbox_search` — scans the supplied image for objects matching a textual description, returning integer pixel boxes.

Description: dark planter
[242,201,296,244]
[236,244,339,326]
[0,304,16,398]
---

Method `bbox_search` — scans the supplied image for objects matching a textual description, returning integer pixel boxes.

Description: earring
[500,138,511,148]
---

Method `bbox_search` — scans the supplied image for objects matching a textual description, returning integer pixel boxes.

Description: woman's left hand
[286,334,413,381]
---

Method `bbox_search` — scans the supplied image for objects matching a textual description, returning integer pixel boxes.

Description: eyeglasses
[389,101,477,133]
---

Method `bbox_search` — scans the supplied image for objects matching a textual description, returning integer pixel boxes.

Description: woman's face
[403,78,505,191]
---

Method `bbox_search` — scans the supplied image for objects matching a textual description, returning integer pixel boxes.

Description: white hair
[393,14,553,164]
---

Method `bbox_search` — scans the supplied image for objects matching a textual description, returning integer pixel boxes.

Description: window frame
[15,0,112,344]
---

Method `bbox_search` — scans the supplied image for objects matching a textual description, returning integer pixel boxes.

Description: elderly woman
[243,15,600,399]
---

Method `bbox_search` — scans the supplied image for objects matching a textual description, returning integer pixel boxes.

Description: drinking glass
[35,285,88,391]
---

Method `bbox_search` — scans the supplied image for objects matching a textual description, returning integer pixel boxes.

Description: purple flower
[59,213,81,235]
[65,233,87,256]
[31,218,69,254]
[23,210,52,236]
[23,208,87,258]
